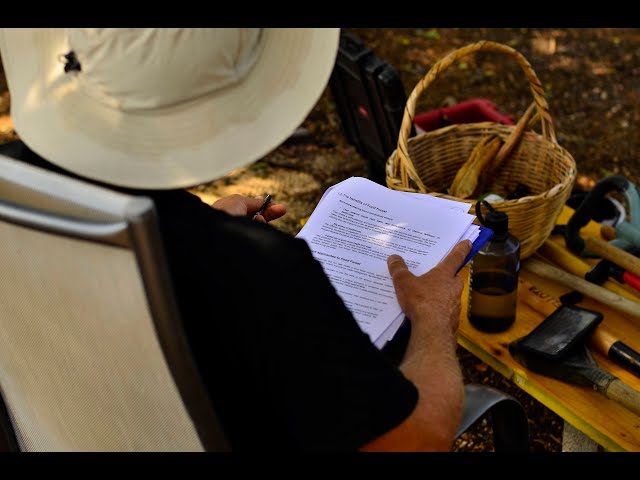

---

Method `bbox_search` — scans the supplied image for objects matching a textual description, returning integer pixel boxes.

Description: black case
[329,32,411,185]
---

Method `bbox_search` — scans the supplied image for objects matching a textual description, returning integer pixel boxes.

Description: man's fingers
[262,204,287,222]
[388,240,471,280]
[441,240,473,275]
[387,254,409,278]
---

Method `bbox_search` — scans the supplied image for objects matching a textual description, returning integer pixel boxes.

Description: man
[0,28,471,451]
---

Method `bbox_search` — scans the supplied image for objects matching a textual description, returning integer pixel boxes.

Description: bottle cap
[476,199,508,240]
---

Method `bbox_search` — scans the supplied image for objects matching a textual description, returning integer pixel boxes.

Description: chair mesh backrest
[0,155,205,451]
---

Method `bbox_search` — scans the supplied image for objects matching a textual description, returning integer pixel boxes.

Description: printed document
[296,177,487,348]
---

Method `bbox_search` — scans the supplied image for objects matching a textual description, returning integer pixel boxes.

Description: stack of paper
[296,176,492,349]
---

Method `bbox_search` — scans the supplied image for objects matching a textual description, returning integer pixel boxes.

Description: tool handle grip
[608,341,640,378]
[622,271,640,292]
[605,379,640,417]
[585,236,640,278]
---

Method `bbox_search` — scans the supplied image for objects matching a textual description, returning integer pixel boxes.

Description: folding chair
[0,153,229,451]
[457,384,530,451]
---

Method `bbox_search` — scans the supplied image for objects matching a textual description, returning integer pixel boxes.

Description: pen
[252,194,272,221]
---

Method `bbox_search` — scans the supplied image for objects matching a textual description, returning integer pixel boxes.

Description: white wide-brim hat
[0,28,340,189]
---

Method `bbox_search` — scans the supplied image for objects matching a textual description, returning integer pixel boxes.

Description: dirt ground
[1,28,639,452]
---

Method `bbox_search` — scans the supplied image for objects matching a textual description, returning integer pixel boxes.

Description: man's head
[0,28,339,189]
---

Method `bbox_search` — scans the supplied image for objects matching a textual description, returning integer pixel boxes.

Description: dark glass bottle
[469,200,521,333]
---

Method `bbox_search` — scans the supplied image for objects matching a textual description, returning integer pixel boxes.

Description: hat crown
[0,27,340,189]
[68,28,264,111]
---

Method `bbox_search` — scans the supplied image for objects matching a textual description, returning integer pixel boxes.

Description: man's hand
[212,194,287,223]
[387,240,472,338]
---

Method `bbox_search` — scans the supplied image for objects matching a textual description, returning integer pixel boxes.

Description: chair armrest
[456,383,530,452]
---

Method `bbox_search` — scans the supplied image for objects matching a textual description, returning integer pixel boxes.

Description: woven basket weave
[386,41,577,259]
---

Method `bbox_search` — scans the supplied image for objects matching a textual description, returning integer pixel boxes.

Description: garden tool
[586,255,640,295]
[523,257,640,321]
[565,175,640,277]
[538,240,640,301]
[518,277,640,378]
[509,303,640,417]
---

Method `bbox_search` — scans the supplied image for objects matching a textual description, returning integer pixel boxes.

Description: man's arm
[360,240,473,451]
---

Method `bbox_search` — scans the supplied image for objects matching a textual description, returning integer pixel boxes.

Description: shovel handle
[604,379,640,417]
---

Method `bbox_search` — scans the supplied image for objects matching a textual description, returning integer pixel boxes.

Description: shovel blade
[509,304,605,387]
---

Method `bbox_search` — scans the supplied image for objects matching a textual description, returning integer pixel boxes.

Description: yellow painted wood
[458,206,640,452]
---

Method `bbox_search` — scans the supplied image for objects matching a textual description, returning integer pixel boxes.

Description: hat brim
[0,28,340,189]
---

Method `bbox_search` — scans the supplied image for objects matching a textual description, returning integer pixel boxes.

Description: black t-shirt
[0,141,418,451]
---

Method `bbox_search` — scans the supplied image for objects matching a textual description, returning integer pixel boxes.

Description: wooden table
[457,207,640,452]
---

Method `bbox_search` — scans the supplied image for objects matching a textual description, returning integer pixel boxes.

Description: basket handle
[392,40,557,193]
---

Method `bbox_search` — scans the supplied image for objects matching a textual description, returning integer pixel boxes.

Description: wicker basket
[386,41,577,259]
